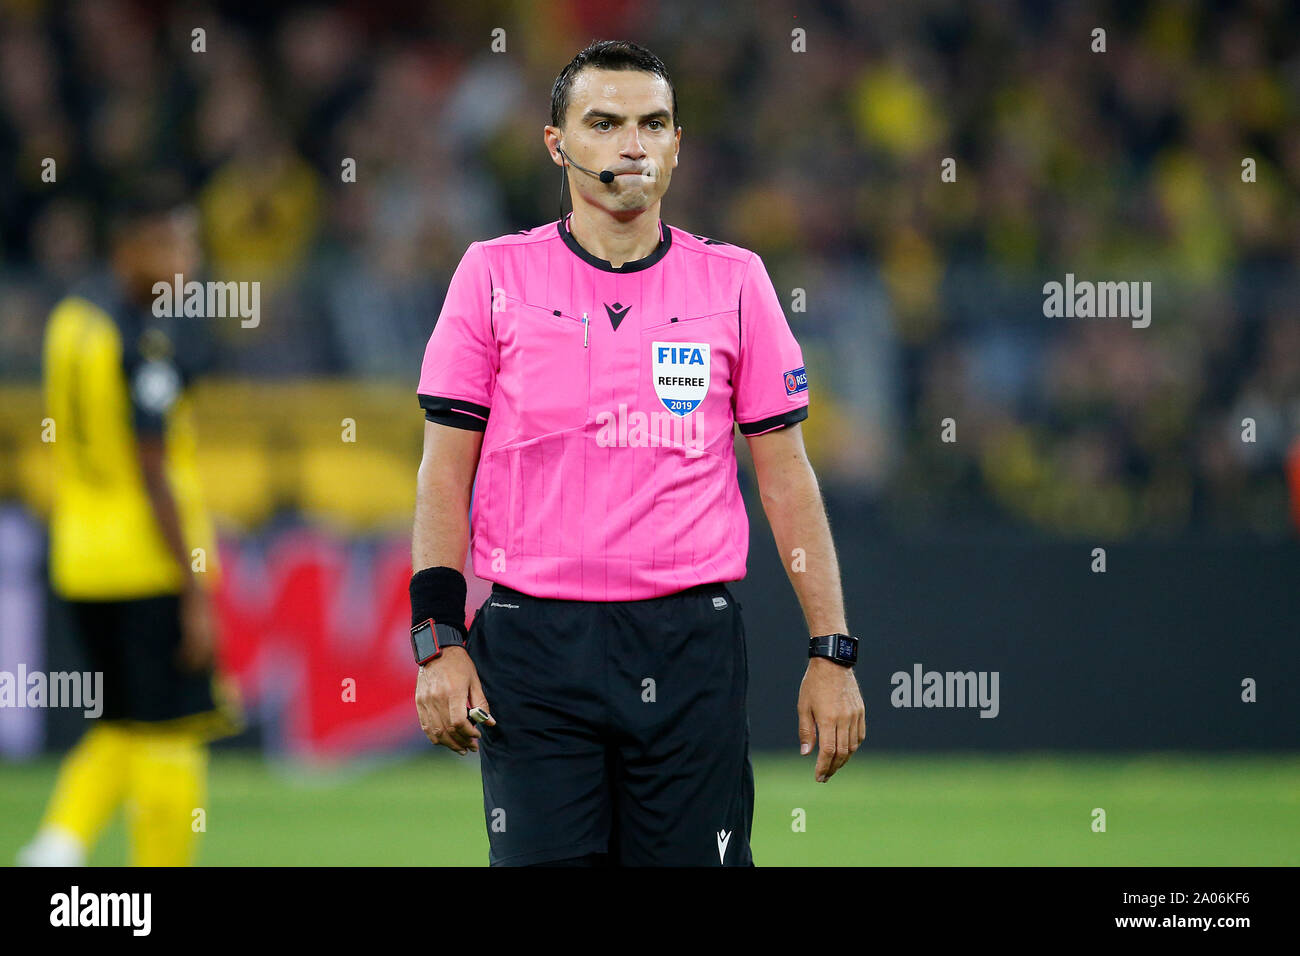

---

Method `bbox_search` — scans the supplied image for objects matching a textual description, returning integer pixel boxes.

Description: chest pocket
[638,310,737,422]
[502,302,591,436]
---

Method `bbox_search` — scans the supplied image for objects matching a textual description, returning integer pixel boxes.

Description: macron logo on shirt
[604,301,632,331]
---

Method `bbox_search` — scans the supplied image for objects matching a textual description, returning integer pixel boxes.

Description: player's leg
[18,722,133,866]
[125,724,207,866]
[118,594,218,866]
[607,584,755,866]
[468,588,613,866]
[17,600,131,867]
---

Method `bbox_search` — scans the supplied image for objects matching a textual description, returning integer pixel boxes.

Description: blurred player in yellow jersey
[18,175,240,867]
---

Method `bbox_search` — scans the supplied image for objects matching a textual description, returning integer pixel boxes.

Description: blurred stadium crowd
[0,0,1297,538]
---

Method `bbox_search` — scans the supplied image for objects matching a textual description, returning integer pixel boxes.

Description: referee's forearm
[760,470,849,638]
[411,469,470,572]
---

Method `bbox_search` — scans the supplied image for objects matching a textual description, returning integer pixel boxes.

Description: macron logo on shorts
[716,829,732,864]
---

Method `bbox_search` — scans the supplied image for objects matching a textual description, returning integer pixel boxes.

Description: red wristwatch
[411,619,468,666]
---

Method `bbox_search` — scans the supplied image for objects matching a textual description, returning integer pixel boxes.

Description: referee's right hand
[415,647,495,755]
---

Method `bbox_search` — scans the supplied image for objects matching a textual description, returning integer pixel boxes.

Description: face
[546,67,680,217]
[116,207,201,298]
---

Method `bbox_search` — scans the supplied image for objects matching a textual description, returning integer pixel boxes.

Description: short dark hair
[105,169,192,241]
[550,39,678,130]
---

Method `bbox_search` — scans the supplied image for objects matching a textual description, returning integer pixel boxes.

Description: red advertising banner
[214,529,491,760]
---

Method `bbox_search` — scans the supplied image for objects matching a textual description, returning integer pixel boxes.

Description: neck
[567,201,662,269]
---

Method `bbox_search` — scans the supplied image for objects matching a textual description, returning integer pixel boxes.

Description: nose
[620,126,647,159]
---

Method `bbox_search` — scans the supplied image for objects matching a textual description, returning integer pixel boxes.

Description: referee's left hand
[797,659,865,783]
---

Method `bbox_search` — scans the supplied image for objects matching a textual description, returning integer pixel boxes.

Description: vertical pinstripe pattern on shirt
[437,220,798,601]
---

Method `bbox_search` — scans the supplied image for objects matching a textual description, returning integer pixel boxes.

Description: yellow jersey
[43,277,219,599]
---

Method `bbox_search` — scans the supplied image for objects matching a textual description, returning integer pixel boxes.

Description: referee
[410,40,863,867]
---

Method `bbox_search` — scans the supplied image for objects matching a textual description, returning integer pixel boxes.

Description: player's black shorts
[466,580,755,866]
[67,593,240,736]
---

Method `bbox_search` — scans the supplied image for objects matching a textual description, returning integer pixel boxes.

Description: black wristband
[410,566,467,634]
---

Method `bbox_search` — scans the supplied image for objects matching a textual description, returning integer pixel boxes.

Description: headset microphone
[557,146,615,184]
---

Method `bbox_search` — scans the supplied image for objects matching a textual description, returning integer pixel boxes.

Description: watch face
[412,620,439,664]
[837,637,856,660]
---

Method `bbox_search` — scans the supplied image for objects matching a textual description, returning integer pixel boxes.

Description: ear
[544,127,565,167]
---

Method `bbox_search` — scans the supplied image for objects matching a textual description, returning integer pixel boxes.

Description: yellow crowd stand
[0,378,837,533]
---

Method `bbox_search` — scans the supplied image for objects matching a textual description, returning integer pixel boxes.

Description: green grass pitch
[2,752,1297,865]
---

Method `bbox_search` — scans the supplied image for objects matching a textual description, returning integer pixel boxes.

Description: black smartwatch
[411,619,468,666]
[809,633,858,667]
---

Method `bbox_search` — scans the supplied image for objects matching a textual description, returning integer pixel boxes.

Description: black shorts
[68,593,239,736]
[466,581,755,866]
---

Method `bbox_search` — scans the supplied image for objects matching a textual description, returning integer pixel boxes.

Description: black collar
[558,213,672,273]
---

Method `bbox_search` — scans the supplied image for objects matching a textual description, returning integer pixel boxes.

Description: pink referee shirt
[418,214,809,601]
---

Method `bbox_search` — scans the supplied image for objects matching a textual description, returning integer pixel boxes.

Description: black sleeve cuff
[737,404,808,436]
[419,394,490,431]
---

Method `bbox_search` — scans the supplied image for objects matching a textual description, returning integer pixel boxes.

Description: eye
[596,120,612,130]
[647,120,664,130]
